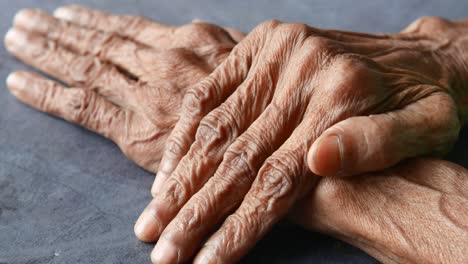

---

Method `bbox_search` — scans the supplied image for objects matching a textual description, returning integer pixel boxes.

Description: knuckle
[254,156,299,211]
[336,55,371,81]
[366,115,400,165]
[256,19,281,33]
[194,122,225,155]
[69,56,104,86]
[196,118,223,139]
[162,175,191,205]
[222,132,267,171]
[303,36,335,53]
[276,23,309,38]
[195,109,235,155]
[299,37,337,70]
[367,114,388,136]
[224,213,255,246]
[65,89,95,123]
[221,148,257,184]
[323,55,378,101]
[164,137,186,159]
[183,79,217,115]
[411,16,453,32]
[181,194,213,229]
[176,23,232,46]
[180,23,210,35]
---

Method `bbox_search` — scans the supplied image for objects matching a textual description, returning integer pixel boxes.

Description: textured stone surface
[0,1,467,263]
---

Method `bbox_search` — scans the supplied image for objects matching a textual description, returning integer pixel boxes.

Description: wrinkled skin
[294,158,468,264]
[143,17,468,263]
[5,7,242,172]
[5,6,468,264]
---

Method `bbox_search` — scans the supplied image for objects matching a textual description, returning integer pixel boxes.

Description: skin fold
[4,5,468,264]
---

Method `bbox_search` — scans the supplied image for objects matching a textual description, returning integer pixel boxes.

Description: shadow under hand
[241,222,378,264]
[447,124,468,167]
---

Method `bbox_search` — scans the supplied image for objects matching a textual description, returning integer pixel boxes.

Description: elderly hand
[140,18,468,263]
[294,158,468,263]
[6,7,468,264]
[5,6,241,172]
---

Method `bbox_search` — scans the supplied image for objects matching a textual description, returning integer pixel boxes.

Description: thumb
[308,92,460,176]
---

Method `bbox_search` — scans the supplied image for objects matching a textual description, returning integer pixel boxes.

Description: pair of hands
[5,6,468,263]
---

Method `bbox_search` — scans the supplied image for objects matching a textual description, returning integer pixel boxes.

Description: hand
[293,158,468,263]
[5,6,242,172]
[140,18,468,263]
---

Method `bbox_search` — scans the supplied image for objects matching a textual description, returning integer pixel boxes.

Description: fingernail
[6,72,26,95]
[4,28,27,51]
[13,9,38,30]
[134,209,161,242]
[13,9,31,27]
[54,7,73,20]
[151,239,179,264]
[310,135,344,176]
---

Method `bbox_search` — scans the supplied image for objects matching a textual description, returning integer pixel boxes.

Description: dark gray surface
[1,1,467,263]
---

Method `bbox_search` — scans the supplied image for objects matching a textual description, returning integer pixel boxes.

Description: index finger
[53,5,174,49]
[194,121,317,263]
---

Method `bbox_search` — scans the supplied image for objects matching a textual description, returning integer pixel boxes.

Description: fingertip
[308,134,344,177]
[151,239,180,264]
[6,71,20,87]
[13,8,30,27]
[4,28,16,52]
[134,209,161,242]
[13,8,39,30]
[6,71,27,95]
[4,28,26,52]
[53,7,73,20]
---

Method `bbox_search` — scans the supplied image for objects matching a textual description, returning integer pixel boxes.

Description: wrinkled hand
[294,158,468,263]
[5,6,241,172]
[6,8,468,264]
[139,18,468,263]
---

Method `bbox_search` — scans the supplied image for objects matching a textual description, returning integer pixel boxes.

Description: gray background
[1,0,467,263]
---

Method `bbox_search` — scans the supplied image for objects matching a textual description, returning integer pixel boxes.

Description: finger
[150,54,250,195]
[7,71,126,141]
[141,54,283,242]
[5,28,134,107]
[152,42,249,193]
[149,34,330,261]
[308,91,460,177]
[193,121,317,263]
[153,20,281,195]
[149,100,301,262]
[53,5,173,48]
[13,8,149,79]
